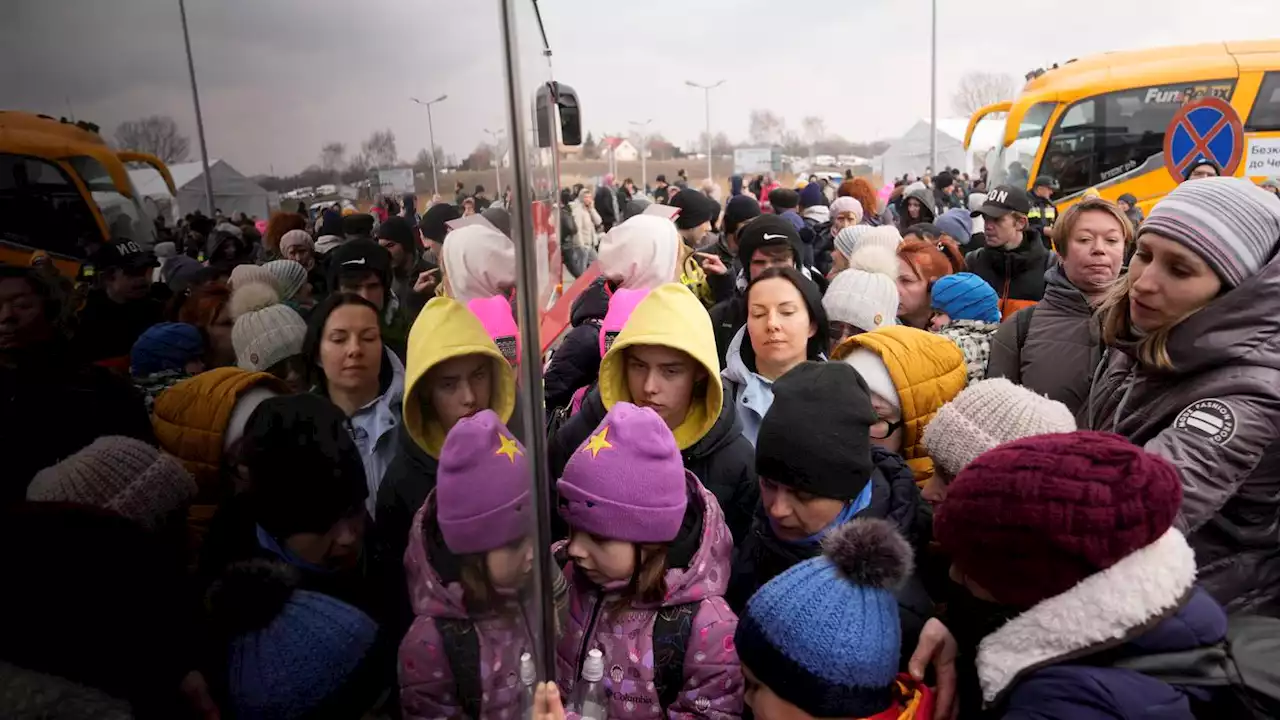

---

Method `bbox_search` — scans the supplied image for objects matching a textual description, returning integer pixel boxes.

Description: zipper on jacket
[575,589,606,679]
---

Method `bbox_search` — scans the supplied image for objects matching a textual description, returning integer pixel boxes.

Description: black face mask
[946,582,1023,654]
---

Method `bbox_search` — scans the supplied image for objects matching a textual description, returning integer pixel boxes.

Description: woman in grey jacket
[988,198,1128,421]
[1088,177,1280,616]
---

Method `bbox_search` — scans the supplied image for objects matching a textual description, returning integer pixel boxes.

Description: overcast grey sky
[5,0,1280,176]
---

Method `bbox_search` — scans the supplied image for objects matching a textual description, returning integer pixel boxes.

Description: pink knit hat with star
[468,295,520,366]
[436,410,531,554]
[557,402,689,543]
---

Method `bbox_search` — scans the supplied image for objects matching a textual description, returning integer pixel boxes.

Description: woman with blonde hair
[1088,177,1280,615]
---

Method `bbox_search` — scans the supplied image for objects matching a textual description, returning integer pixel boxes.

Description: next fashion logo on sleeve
[1173,398,1237,446]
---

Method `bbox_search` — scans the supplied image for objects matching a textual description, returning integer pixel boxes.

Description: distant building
[602,137,639,162]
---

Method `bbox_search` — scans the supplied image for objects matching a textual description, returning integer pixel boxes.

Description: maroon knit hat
[935,431,1182,609]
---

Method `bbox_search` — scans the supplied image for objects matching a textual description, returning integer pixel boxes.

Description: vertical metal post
[640,131,647,191]
[179,0,215,217]
[704,88,713,182]
[929,0,938,176]
[496,0,558,681]
[427,105,440,198]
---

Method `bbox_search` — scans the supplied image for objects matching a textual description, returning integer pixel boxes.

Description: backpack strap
[1015,305,1036,350]
[437,617,483,720]
[652,603,699,712]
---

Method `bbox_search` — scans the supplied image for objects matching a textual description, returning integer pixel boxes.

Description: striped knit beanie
[1140,177,1280,288]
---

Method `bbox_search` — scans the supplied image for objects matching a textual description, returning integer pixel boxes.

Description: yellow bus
[0,111,176,277]
[965,40,1280,214]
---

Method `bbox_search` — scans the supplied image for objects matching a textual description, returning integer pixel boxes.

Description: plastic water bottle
[519,652,536,718]
[572,648,608,720]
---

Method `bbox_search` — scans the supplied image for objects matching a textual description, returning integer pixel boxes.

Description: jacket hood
[315,235,344,254]
[801,206,830,225]
[1040,262,1092,316]
[404,492,468,620]
[403,297,516,458]
[993,230,1048,270]
[1141,252,1280,374]
[598,283,722,450]
[904,186,937,223]
[570,276,612,327]
[653,479,734,608]
[833,326,967,481]
[977,528,1225,705]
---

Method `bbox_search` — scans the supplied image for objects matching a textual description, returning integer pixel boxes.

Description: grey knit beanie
[923,379,1076,477]
[1140,177,1280,288]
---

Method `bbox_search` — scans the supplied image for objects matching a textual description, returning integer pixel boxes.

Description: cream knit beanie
[923,378,1076,477]
[230,282,307,372]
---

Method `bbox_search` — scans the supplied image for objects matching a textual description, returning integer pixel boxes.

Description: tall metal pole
[929,0,938,176]
[179,0,215,217]
[687,80,725,183]
[485,128,505,200]
[630,119,652,193]
[496,0,557,682]
[427,105,440,198]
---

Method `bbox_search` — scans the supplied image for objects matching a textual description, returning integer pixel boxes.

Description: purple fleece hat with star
[436,409,531,555]
[556,402,688,543]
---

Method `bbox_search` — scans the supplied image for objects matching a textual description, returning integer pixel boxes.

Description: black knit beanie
[671,189,714,230]
[241,395,368,537]
[421,203,462,243]
[755,362,877,501]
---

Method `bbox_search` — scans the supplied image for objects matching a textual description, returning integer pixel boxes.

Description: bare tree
[361,129,398,169]
[347,152,369,176]
[113,115,190,164]
[748,109,786,146]
[951,72,1018,116]
[696,131,736,157]
[320,142,346,173]
[801,116,827,146]
[413,147,446,172]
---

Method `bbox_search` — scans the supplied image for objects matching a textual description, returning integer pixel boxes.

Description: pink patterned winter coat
[556,479,743,719]
[398,494,535,720]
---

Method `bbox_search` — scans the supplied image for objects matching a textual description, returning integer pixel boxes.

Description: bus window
[989,101,1055,188]
[1046,80,1235,196]
[1246,72,1280,132]
[65,155,157,248]
[0,153,101,259]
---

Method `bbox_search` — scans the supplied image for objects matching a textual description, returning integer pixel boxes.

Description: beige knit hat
[27,436,197,530]
[229,263,278,292]
[922,378,1076,477]
[230,282,307,372]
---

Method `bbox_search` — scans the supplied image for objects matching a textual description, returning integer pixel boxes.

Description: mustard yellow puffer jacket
[152,367,287,555]
[834,326,967,483]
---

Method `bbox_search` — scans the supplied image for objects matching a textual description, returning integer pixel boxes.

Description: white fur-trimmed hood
[977,528,1198,705]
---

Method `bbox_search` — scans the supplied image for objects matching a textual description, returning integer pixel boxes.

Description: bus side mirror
[536,82,582,148]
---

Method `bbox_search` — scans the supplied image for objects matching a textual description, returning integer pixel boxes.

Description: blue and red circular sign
[1163,97,1244,181]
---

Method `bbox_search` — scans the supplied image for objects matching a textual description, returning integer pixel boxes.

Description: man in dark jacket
[1028,176,1059,244]
[965,185,1054,318]
[727,362,933,660]
[707,215,825,369]
[74,241,164,368]
[547,284,758,543]
[595,174,622,233]
[2,266,154,501]
[698,195,761,305]
[376,216,435,321]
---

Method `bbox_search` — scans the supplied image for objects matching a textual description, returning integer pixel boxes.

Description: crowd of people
[3,158,1280,720]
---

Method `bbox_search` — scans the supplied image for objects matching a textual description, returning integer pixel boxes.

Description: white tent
[129,159,274,223]
[872,117,1005,181]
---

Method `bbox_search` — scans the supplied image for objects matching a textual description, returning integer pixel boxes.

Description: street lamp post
[929,0,938,176]
[629,118,652,193]
[484,128,505,201]
[686,80,725,183]
[411,94,448,197]
[178,0,215,217]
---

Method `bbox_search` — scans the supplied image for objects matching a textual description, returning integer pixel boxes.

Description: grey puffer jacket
[1087,255,1280,616]
[988,264,1102,421]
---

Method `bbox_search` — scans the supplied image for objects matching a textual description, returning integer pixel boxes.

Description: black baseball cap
[735,214,803,266]
[1033,176,1060,191]
[88,240,159,272]
[971,185,1032,219]
[327,238,391,293]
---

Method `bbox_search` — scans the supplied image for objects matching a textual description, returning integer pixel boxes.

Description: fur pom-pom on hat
[229,281,282,321]
[847,245,899,278]
[822,518,914,591]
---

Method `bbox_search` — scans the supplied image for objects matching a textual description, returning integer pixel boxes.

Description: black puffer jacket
[964,230,1054,316]
[548,387,758,544]
[544,276,611,413]
[726,447,934,656]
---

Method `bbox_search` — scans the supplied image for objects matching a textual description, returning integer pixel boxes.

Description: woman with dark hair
[722,266,829,447]
[303,292,404,516]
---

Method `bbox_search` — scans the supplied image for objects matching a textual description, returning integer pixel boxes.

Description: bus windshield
[0,153,103,258]
[986,101,1056,189]
[65,155,157,248]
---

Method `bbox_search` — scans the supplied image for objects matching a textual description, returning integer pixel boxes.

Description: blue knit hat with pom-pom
[734,518,914,718]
